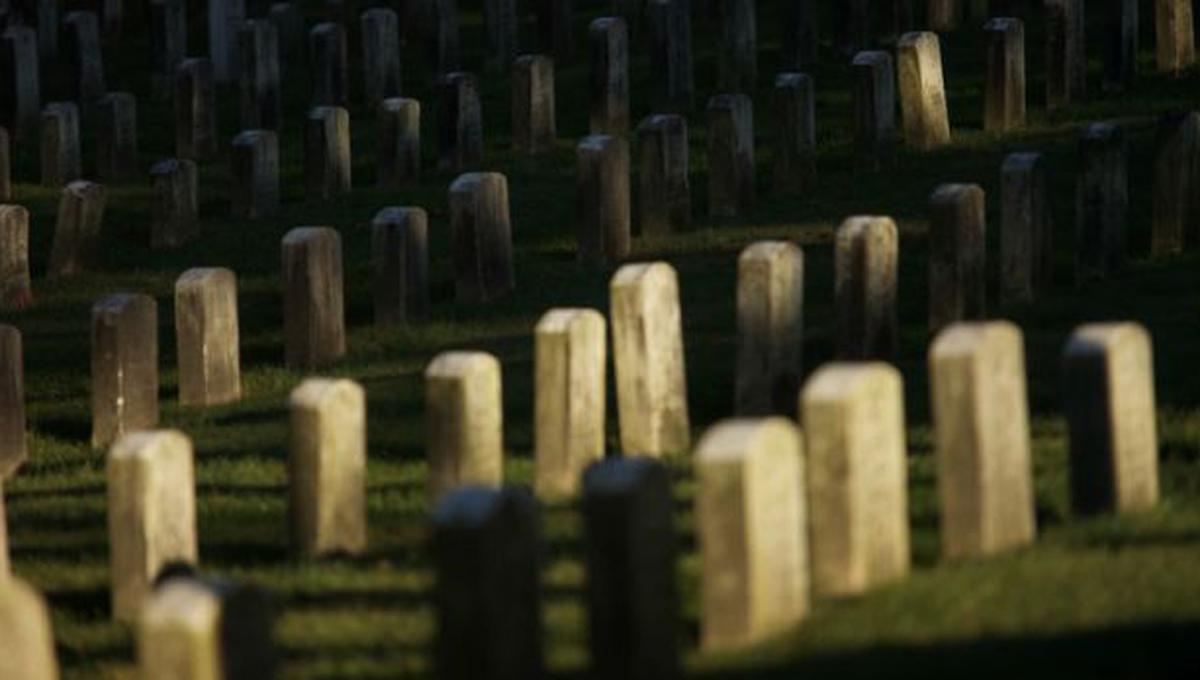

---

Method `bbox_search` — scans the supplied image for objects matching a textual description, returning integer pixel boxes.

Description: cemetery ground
[5,4,1200,679]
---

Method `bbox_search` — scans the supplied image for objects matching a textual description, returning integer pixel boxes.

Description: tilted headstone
[582,458,679,677]
[438,72,482,171]
[238,19,281,131]
[637,114,690,236]
[107,429,197,622]
[448,172,514,303]
[735,241,803,416]
[928,183,986,333]
[0,207,30,310]
[149,158,198,250]
[175,267,241,406]
[175,58,217,161]
[430,0,460,75]
[695,418,808,650]
[534,309,606,498]
[483,0,517,73]
[535,0,571,62]
[378,97,421,186]
[208,0,245,82]
[1156,0,1194,74]
[371,206,429,324]
[511,55,555,154]
[647,0,693,111]
[305,106,352,199]
[1063,322,1159,515]
[896,31,950,150]
[929,321,1036,559]
[309,22,348,106]
[610,262,690,456]
[927,0,958,31]
[269,2,304,75]
[360,8,401,110]
[1045,0,1086,109]
[707,94,755,219]
[431,486,542,680]
[1000,152,1053,304]
[1152,111,1200,256]
[835,216,898,360]
[852,51,896,170]
[425,352,504,503]
[0,325,25,476]
[231,129,280,219]
[281,227,346,369]
[576,134,631,265]
[40,102,81,187]
[149,0,186,98]
[0,578,60,680]
[62,11,106,105]
[91,293,157,448]
[1,26,41,140]
[95,92,139,182]
[717,0,756,92]
[983,18,1026,134]
[48,180,105,278]
[1076,122,1128,281]
[588,17,629,136]
[1103,0,1138,90]
[782,0,818,69]
[773,73,816,194]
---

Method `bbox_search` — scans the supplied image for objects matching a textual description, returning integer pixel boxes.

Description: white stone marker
[896,31,951,150]
[425,352,504,504]
[735,241,803,416]
[0,325,23,479]
[91,293,158,448]
[0,577,60,680]
[175,268,241,406]
[0,205,32,310]
[138,579,221,680]
[448,172,515,303]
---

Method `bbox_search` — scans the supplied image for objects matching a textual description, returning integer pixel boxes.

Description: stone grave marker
[0,206,31,310]
[48,179,104,278]
[426,352,505,503]
[735,241,804,416]
[281,227,346,369]
[589,17,629,136]
[448,172,514,303]
[231,130,279,219]
[371,206,430,324]
[150,158,198,249]
[637,114,690,236]
[175,267,241,406]
[928,183,986,333]
[835,216,899,360]
[378,97,421,186]
[511,55,555,154]
[576,134,631,265]
[707,94,755,218]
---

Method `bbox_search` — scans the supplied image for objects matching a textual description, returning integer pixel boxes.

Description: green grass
[4,2,1200,678]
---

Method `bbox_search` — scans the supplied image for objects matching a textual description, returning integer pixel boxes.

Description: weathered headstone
[91,293,158,448]
[208,0,245,83]
[448,172,514,303]
[707,94,755,218]
[281,227,346,369]
[371,206,429,324]
[149,0,186,98]
[430,0,461,74]
[40,102,81,187]
[360,8,401,111]
[735,240,804,417]
[1063,322,1159,515]
[717,0,756,92]
[927,0,958,31]
[896,31,950,150]
[426,352,504,503]
[835,216,899,360]
[438,72,482,171]
[231,129,279,219]
[107,429,197,622]
[378,97,421,186]
[576,134,631,265]
[589,17,629,136]
[647,0,693,111]
[782,0,818,69]
[1076,122,1128,281]
[238,19,281,131]
[269,2,304,73]
[637,114,690,236]
[305,106,352,199]
[984,18,1025,133]
[610,262,690,456]
[1152,111,1200,256]
[483,0,517,72]
[95,92,139,182]
[929,321,1037,559]
[62,11,106,105]
[149,158,198,250]
[511,55,555,154]
[0,207,30,310]
[1045,0,1086,110]
[1104,0,1138,90]
[928,183,986,333]
[175,58,217,161]
[0,578,60,680]
[1000,152,1053,303]
[535,0,572,62]
[534,309,606,498]
[309,22,348,106]
[1157,0,1195,74]
[0,325,25,475]
[48,180,105,278]
[175,267,241,406]
[695,418,808,650]
[852,51,896,170]
[1,25,41,140]
[773,73,816,194]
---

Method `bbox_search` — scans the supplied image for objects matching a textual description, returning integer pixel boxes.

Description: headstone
[1152,111,1200,256]
[62,11,106,105]
[1104,0,1138,90]
[637,114,690,236]
[175,59,217,161]
[175,267,241,406]
[773,73,816,194]
[534,309,606,498]
[149,0,186,98]
[208,0,245,82]
[36,0,58,63]
[149,158,198,250]
[231,129,279,219]
[95,92,139,182]
[511,55,555,154]
[582,458,679,677]
[1,25,41,140]
[782,0,818,69]
[40,102,81,187]
[0,207,30,310]
[695,418,808,650]
[425,352,504,503]
[238,19,281,131]
[535,0,571,62]
[576,134,631,265]
[91,293,158,450]
[378,97,421,186]
[928,183,986,333]
[927,0,958,31]
[288,378,367,556]
[707,94,755,218]
[1000,152,1053,303]
[309,22,348,106]
[801,363,909,596]
[610,262,690,456]
[431,487,542,680]
[448,172,514,303]
[107,429,197,622]
[371,206,429,324]
[717,0,756,92]
[483,0,517,73]
[1045,0,1086,110]
[361,8,401,110]
[1157,0,1195,74]
[305,106,352,199]
[281,227,346,368]
[0,325,24,475]
[0,578,60,680]
[1076,122,1128,281]
[835,216,899,360]
[589,17,629,136]
[47,180,105,278]
[896,31,950,150]
[437,72,482,171]
[983,18,1025,134]
[929,321,1036,559]
[852,51,896,170]
[735,241,803,416]
[647,0,693,111]
[269,2,304,73]
[430,0,460,74]
[1063,322,1159,515]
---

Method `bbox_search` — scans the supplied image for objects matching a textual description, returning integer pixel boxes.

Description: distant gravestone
[589,17,629,136]
[48,180,105,278]
[1104,0,1138,90]
[735,241,803,416]
[576,134,631,266]
[773,73,816,194]
[535,0,571,62]
[40,102,81,187]
[305,106,352,199]
[927,0,958,31]
[431,0,460,75]
[269,2,304,75]
[835,216,898,360]
[1045,0,1086,109]
[1156,0,1195,74]
[1152,111,1200,256]
[483,0,517,73]
[149,0,186,99]
[371,206,429,324]
[637,114,690,236]
[96,92,139,182]
[610,262,690,456]
[175,267,241,406]
[695,418,808,650]
[208,0,245,82]
[425,352,504,503]
[511,55,556,154]
[717,0,756,92]
[438,72,482,171]
[930,321,1037,559]
[897,31,950,150]
[175,59,217,161]
[928,183,986,333]
[1,26,41,140]
[149,158,198,250]
[231,129,280,219]
[448,172,514,303]
[852,51,896,170]
[1000,152,1053,303]
[983,18,1025,134]
[361,8,402,109]
[782,0,817,69]
[0,325,25,476]
[309,22,348,106]
[108,430,197,622]
[647,0,693,111]
[91,293,158,449]
[0,578,60,680]
[62,11,106,105]
[707,94,755,218]
[281,227,346,369]
[1076,122,1128,281]
[238,19,281,131]
[0,206,31,310]
[1064,322,1160,515]
[534,309,606,498]
[377,97,421,186]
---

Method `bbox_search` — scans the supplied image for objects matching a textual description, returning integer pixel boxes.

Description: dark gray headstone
[371,206,430,325]
[231,129,280,219]
[175,58,217,161]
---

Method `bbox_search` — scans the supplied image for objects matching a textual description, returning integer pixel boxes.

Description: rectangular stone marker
[438,72,482,172]
[108,429,197,622]
[150,158,198,250]
[175,268,241,406]
[1152,111,1200,256]
[238,19,281,131]
[1001,152,1053,304]
[589,17,629,136]
[897,31,950,150]
[708,94,755,219]
[208,0,245,82]
[0,578,60,680]
[40,102,81,188]
[928,0,958,31]
[175,58,217,161]
[535,0,572,62]
[91,293,158,448]
[852,51,896,170]
[431,0,461,74]
[582,458,679,677]
[149,0,186,98]
[0,207,31,311]
[483,0,517,73]
[62,11,106,105]
[511,55,556,154]
[425,352,504,503]
[1064,322,1159,515]
[773,73,816,194]
[0,325,25,476]
[534,309,606,498]
[929,321,1037,559]
[1045,0,1086,109]
[48,180,105,279]
[231,129,280,219]
[983,18,1025,134]
[431,487,542,680]
[288,378,367,557]
[576,134,631,265]
[835,216,898,360]
[1157,0,1195,74]
[717,0,756,92]
[928,183,986,333]
[647,0,693,111]
[637,114,690,236]
[378,97,421,186]
[736,241,803,416]
[695,418,808,650]
[801,363,909,596]
[309,22,348,106]
[270,2,305,72]
[1104,0,1138,90]
[361,8,402,109]
[783,0,818,69]
[1,26,42,140]
[281,227,346,369]
[1076,122,1128,281]
[305,106,352,199]
[96,92,139,182]
[610,262,690,456]
[371,206,429,324]
[448,172,514,303]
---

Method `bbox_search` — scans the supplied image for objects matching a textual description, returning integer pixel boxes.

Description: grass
[4,1,1200,678]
